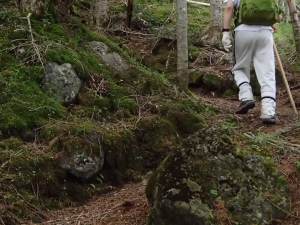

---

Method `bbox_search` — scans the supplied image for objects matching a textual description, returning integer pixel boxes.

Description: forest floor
[39,81,300,225]
[29,28,300,224]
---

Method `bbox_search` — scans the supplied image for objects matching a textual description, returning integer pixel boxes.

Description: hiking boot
[235,100,255,114]
[261,115,278,125]
[261,98,277,124]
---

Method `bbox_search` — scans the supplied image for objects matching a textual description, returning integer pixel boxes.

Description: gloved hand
[222,32,232,52]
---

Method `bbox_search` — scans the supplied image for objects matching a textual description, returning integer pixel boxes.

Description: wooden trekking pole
[273,42,298,116]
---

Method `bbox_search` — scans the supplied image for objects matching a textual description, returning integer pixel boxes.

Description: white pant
[232,30,276,116]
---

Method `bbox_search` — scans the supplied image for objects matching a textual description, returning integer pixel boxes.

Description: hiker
[222,0,282,124]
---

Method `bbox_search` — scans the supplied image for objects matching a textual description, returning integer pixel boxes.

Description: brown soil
[43,182,150,225]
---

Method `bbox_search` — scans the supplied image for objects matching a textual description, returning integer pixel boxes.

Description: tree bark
[126,0,134,28]
[15,0,75,16]
[90,0,108,26]
[285,0,290,22]
[287,0,300,52]
[208,0,222,41]
[53,0,76,14]
[176,0,189,90]
[15,0,50,16]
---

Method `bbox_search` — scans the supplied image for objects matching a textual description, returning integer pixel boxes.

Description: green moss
[6,27,29,41]
[0,32,15,48]
[70,18,102,42]
[0,142,68,219]
[188,3,210,37]
[289,57,300,73]
[223,88,237,97]
[39,123,62,141]
[188,69,203,85]
[44,23,66,38]
[0,52,20,71]
[0,66,65,132]
[117,97,137,114]
[277,175,287,186]
[47,1,57,23]
[136,116,180,153]
[202,73,227,92]
[44,46,113,80]
[78,91,111,111]
[180,98,207,113]
[134,2,173,27]
[109,1,127,12]
[158,100,207,135]
[44,47,79,67]
[0,136,24,149]
[188,44,200,61]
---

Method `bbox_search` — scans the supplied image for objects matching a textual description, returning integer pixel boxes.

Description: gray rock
[87,41,129,72]
[58,130,105,180]
[41,62,82,106]
[146,126,289,225]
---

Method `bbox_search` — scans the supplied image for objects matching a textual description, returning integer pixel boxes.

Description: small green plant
[296,161,300,172]
[96,174,104,184]
[135,156,143,160]
[210,189,218,196]
[236,147,247,157]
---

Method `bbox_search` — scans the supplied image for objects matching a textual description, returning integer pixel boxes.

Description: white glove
[222,32,232,52]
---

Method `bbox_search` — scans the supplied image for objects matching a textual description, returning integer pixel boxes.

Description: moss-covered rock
[188,69,203,86]
[158,99,207,135]
[146,126,289,225]
[202,72,228,93]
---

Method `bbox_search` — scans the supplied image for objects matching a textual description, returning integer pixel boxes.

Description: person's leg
[252,30,277,124]
[232,31,256,114]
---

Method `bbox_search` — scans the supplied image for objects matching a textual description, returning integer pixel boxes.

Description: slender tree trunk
[285,0,290,22]
[176,0,188,90]
[126,0,134,28]
[208,0,222,41]
[287,0,300,52]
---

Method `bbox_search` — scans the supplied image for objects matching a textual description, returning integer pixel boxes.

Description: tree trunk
[176,0,188,90]
[90,0,108,26]
[15,0,50,16]
[53,0,76,14]
[285,0,290,22]
[287,0,300,52]
[208,0,222,41]
[15,0,75,16]
[126,0,134,28]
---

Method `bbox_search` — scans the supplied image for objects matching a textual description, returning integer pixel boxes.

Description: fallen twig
[265,198,300,219]
[26,13,44,70]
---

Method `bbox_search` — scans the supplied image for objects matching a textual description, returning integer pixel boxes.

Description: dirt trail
[41,182,150,225]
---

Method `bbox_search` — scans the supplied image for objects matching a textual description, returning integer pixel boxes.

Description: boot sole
[235,101,255,114]
[261,118,276,125]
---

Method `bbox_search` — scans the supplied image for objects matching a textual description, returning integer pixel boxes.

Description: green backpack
[235,0,280,26]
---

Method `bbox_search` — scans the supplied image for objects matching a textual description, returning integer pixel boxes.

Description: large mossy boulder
[145,126,289,225]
